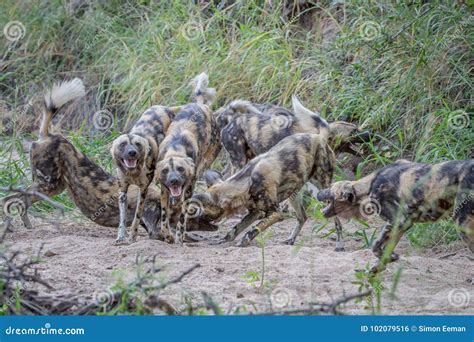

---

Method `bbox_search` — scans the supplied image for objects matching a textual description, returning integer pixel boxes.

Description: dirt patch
[4,214,473,315]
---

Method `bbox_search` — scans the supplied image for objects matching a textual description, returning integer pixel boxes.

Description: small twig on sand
[253,290,372,316]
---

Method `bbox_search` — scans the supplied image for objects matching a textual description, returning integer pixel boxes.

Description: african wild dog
[317,159,474,273]
[191,132,336,247]
[156,73,221,244]
[1,79,216,239]
[111,105,182,244]
[216,96,367,250]
[217,96,371,175]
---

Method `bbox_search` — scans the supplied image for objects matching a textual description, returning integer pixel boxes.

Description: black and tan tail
[40,78,85,139]
[190,72,216,106]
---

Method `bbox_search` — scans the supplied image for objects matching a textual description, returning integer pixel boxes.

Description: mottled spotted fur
[317,159,474,273]
[217,96,370,174]
[111,105,181,244]
[192,133,336,246]
[156,73,221,244]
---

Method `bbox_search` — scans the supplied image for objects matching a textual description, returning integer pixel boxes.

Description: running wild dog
[191,132,336,247]
[317,159,474,273]
[156,73,221,244]
[111,105,182,244]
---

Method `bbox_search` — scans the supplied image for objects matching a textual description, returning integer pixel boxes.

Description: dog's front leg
[370,221,408,274]
[128,185,149,243]
[115,184,129,245]
[283,190,307,245]
[176,185,195,245]
[334,217,345,252]
[160,189,174,243]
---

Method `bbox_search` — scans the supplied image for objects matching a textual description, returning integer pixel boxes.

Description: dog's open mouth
[321,201,335,218]
[169,185,183,198]
[123,158,138,169]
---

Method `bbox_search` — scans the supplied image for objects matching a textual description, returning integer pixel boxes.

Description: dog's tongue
[124,159,137,168]
[170,185,182,198]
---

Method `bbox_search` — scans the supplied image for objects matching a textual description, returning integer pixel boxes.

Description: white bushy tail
[40,78,85,139]
[190,72,216,106]
[291,95,329,139]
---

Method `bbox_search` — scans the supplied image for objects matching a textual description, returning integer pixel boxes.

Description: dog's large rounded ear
[203,169,223,188]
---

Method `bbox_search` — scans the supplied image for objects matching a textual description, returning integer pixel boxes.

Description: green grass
[1,0,472,246]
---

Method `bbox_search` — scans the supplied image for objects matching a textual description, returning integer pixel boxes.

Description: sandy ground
[3,213,473,315]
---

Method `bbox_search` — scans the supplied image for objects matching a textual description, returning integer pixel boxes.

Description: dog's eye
[161,169,168,175]
[120,142,127,149]
[177,166,185,173]
[135,142,142,148]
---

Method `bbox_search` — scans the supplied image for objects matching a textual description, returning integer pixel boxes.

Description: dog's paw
[127,236,137,244]
[235,235,252,247]
[114,236,128,246]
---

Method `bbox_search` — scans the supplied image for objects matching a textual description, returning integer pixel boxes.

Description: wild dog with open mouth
[217,96,371,175]
[111,105,182,244]
[1,79,217,238]
[156,72,220,244]
[191,132,336,247]
[317,159,474,273]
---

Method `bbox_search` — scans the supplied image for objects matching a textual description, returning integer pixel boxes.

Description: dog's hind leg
[282,190,307,245]
[236,211,285,247]
[115,184,129,245]
[209,210,260,245]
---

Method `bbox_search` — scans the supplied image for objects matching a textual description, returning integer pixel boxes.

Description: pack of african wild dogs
[5,74,473,274]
